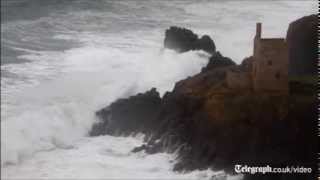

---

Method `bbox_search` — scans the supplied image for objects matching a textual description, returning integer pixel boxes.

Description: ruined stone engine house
[252,23,288,92]
[226,23,288,93]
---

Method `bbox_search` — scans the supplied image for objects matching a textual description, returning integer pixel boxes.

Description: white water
[3,135,241,179]
[1,0,317,179]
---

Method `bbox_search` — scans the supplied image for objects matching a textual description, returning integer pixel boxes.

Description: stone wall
[226,68,252,90]
[252,39,288,92]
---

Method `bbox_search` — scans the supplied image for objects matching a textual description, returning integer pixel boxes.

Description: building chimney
[256,23,262,39]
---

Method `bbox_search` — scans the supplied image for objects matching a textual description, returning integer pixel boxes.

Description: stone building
[226,23,288,93]
[252,23,288,93]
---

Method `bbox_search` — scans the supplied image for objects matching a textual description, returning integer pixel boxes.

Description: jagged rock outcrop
[90,62,317,180]
[90,16,317,180]
[90,88,161,136]
[164,26,216,54]
[286,14,317,76]
[195,35,216,54]
[201,51,236,72]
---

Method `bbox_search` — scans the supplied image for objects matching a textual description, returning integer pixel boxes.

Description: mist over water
[1,0,317,179]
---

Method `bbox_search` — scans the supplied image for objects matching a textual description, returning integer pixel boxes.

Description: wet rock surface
[164,26,216,54]
[90,88,161,136]
[90,71,317,180]
[201,51,236,72]
[90,17,317,180]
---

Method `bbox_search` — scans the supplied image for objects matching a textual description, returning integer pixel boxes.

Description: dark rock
[131,142,163,154]
[89,88,162,136]
[164,26,216,54]
[145,142,163,154]
[195,35,216,54]
[164,26,198,53]
[91,65,316,177]
[201,51,236,72]
[90,18,317,178]
[286,14,317,76]
[131,144,147,153]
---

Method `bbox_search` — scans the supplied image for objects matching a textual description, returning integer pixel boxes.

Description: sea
[1,0,317,179]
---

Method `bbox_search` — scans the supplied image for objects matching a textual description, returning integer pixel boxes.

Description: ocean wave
[1,44,209,166]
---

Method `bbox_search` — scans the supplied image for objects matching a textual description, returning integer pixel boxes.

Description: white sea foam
[1,43,208,166]
[2,135,242,179]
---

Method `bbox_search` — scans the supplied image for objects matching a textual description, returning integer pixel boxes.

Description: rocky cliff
[90,16,317,180]
[286,14,317,76]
